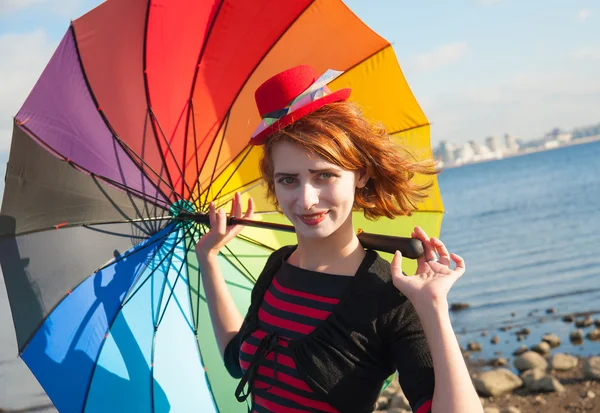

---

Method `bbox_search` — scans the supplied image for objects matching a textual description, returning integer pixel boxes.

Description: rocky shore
[374,311,600,413]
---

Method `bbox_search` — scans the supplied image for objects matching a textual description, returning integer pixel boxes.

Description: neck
[290,217,365,274]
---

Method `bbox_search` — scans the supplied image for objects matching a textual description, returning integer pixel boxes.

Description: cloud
[577,9,591,22]
[0,29,57,153]
[406,42,469,73]
[571,46,600,60]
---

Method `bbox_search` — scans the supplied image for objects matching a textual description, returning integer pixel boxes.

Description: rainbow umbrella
[0,0,443,412]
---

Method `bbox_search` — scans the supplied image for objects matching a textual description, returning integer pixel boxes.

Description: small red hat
[249,65,351,145]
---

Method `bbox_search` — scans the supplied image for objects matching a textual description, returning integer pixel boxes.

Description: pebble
[491,336,500,344]
[531,341,551,355]
[541,333,561,348]
[582,390,596,399]
[570,329,584,343]
[501,407,521,413]
[450,302,470,311]
[563,314,574,322]
[586,328,600,341]
[468,341,483,352]
[546,308,556,314]
[575,316,593,328]
[513,345,528,356]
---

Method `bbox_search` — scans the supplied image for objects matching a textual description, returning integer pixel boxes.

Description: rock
[550,353,578,371]
[500,325,512,332]
[514,351,548,372]
[516,328,531,336]
[450,302,470,311]
[582,390,596,399]
[511,312,517,317]
[541,333,561,348]
[570,329,584,343]
[533,395,546,405]
[491,336,500,344]
[587,328,600,341]
[562,315,574,322]
[472,368,523,397]
[583,356,600,380]
[513,345,528,356]
[488,357,507,367]
[484,408,500,413]
[531,341,551,355]
[546,308,556,314]
[595,318,600,328]
[521,368,565,392]
[481,331,489,337]
[388,393,410,410]
[575,316,593,328]
[468,341,482,351]
[501,407,521,413]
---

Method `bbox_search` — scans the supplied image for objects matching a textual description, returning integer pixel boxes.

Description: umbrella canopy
[0,0,443,412]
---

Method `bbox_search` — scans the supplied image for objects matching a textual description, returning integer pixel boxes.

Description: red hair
[258,101,437,220]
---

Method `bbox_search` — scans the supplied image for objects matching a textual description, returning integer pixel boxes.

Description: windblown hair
[258,101,437,220]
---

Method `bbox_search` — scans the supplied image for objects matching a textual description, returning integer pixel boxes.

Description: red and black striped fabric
[239,259,432,413]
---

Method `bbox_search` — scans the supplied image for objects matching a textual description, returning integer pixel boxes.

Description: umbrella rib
[141,2,178,204]
[189,100,203,204]
[196,113,232,210]
[155,225,196,330]
[182,0,226,202]
[0,216,177,239]
[148,106,196,200]
[69,24,176,205]
[211,178,263,210]
[120,226,188,309]
[16,123,174,212]
[204,144,256,211]
[220,243,258,283]
[80,224,180,411]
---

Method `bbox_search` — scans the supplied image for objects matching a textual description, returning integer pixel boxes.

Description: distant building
[453,143,475,165]
[504,133,519,153]
[437,140,456,164]
[485,135,502,154]
[468,140,482,156]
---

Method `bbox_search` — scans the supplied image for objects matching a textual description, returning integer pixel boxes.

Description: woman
[195,65,482,413]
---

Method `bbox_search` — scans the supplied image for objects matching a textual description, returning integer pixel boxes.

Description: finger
[216,208,227,235]
[244,196,255,219]
[414,226,437,262]
[390,251,407,281]
[451,253,465,276]
[430,237,450,264]
[208,202,216,229]
[233,192,243,220]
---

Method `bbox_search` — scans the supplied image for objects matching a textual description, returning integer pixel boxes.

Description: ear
[356,169,370,189]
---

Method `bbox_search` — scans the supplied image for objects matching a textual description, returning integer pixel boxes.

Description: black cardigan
[224,245,435,413]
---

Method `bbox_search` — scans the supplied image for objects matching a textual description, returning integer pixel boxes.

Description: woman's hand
[391,226,465,309]
[195,192,254,257]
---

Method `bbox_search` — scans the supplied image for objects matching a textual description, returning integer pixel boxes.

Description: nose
[297,183,319,210]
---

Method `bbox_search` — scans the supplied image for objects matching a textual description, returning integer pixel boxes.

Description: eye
[319,172,337,180]
[277,176,296,185]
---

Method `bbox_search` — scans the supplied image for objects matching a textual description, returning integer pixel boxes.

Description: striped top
[238,258,432,413]
[239,259,352,413]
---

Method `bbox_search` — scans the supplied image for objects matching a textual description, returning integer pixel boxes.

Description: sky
[0,0,599,198]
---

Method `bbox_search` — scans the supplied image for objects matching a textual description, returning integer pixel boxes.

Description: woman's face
[271,140,368,240]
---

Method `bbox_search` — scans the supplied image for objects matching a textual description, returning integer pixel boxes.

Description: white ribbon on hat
[251,69,344,140]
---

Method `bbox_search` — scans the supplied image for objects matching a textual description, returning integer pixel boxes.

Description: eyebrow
[274,168,340,177]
